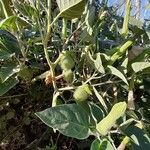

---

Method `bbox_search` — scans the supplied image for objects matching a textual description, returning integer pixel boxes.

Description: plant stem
[0,94,27,99]
[15,21,26,63]
[92,80,123,87]
[42,0,61,91]
[54,53,63,66]
[38,3,67,90]
[108,135,117,149]
[43,0,56,90]
[128,74,135,110]
[117,136,130,150]
[43,0,52,68]
[58,86,75,91]
[0,0,9,18]
[62,18,67,41]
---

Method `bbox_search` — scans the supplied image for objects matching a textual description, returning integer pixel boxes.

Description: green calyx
[60,51,75,70]
[63,69,74,83]
[73,84,92,102]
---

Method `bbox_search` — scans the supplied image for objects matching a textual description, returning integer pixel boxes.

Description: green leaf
[99,139,115,150]
[0,16,17,30]
[84,4,95,36]
[56,0,86,19]
[90,139,101,150]
[94,53,105,74]
[36,104,93,139]
[85,5,95,28]
[129,47,150,65]
[0,29,20,54]
[0,0,13,18]
[88,102,104,123]
[0,2,5,18]
[107,65,128,85]
[0,49,14,60]
[91,138,115,150]
[0,63,19,82]
[122,124,150,150]
[129,17,143,29]
[13,1,37,19]
[131,62,150,73]
[92,87,107,111]
[0,16,28,30]
[119,119,135,131]
[0,77,19,96]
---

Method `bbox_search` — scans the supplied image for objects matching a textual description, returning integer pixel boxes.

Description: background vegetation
[0,0,150,149]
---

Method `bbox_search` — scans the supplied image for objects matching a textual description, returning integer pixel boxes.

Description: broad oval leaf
[0,29,20,54]
[0,16,17,30]
[107,65,128,85]
[0,16,28,31]
[85,5,95,28]
[131,62,150,73]
[0,0,13,18]
[56,0,86,19]
[100,139,115,150]
[94,53,105,74]
[0,77,19,96]
[90,139,101,150]
[88,102,105,123]
[0,3,5,18]
[92,86,107,112]
[36,104,93,139]
[0,63,19,82]
[129,16,143,29]
[0,49,14,60]
[121,124,150,150]
[91,138,115,150]
[119,119,135,131]
[13,1,37,19]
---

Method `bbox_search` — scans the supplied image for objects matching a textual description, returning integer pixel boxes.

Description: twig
[1,124,22,143]
[92,80,123,87]
[55,132,60,148]
[58,86,75,91]
[62,22,85,50]
[0,94,28,99]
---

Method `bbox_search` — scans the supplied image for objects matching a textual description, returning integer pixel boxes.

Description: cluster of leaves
[0,0,150,149]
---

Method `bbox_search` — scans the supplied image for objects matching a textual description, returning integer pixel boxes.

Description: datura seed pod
[73,84,92,102]
[63,70,73,83]
[60,51,75,70]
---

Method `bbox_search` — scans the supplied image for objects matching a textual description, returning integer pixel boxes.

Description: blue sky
[107,0,150,20]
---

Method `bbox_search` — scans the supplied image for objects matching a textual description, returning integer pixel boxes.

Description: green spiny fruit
[96,102,127,136]
[60,51,75,70]
[63,69,73,83]
[73,84,92,102]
